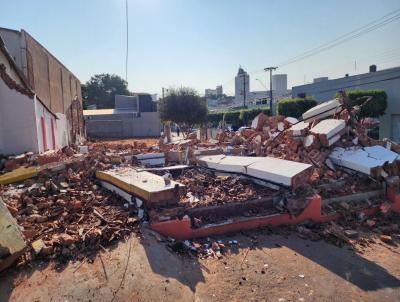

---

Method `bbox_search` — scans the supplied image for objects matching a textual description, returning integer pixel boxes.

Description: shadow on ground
[141,226,400,293]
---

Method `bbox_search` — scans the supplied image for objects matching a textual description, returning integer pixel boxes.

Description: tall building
[272,74,287,94]
[235,67,249,104]
[216,85,223,96]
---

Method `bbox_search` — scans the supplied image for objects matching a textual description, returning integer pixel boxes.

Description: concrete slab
[310,119,346,146]
[0,197,26,272]
[134,153,165,166]
[302,99,342,122]
[217,156,260,174]
[96,168,184,207]
[329,145,400,175]
[199,155,312,188]
[246,157,312,187]
[197,154,226,170]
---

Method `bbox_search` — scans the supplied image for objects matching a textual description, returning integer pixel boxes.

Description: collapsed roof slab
[217,156,260,174]
[302,99,342,122]
[329,145,399,175]
[96,167,184,207]
[246,157,312,187]
[199,155,312,188]
[197,154,226,170]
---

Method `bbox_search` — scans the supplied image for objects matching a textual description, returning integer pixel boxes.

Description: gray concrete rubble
[329,145,400,175]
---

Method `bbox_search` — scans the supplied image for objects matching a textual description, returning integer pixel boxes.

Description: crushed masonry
[0,94,400,268]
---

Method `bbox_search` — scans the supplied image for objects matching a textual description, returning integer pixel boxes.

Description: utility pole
[264,67,277,115]
[243,74,246,108]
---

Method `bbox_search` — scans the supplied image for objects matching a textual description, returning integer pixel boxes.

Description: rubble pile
[296,210,400,252]
[176,168,278,207]
[0,149,141,263]
[202,97,400,189]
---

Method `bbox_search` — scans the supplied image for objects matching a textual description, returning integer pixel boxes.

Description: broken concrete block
[302,99,342,122]
[303,134,320,150]
[251,113,267,131]
[0,166,39,185]
[329,145,399,175]
[96,167,185,207]
[310,119,346,147]
[0,197,26,272]
[134,153,165,166]
[290,121,309,137]
[32,239,45,255]
[245,157,312,188]
[285,117,298,125]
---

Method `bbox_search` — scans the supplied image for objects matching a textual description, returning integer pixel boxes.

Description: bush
[239,107,271,125]
[207,112,224,126]
[223,110,242,127]
[337,90,387,118]
[277,97,317,118]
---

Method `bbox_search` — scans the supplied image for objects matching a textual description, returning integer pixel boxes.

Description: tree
[158,87,208,137]
[82,74,129,109]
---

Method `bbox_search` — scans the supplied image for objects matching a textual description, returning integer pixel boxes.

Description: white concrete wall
[0,79,39,155]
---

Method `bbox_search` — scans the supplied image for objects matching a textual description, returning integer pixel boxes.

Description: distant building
[84,93,160,138]
[272,74,288,94]
[216,85,223,96]
[0,28,84,155]
[205,85,223,98]
[291,65,400,141]
[235,67,250,104]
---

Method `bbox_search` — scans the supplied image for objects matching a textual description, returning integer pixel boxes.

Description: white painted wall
[34,98,57,153]
[55,113,69,149]
[0,79,39,155]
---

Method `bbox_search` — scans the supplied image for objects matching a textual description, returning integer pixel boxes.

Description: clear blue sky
[1,0,400,96]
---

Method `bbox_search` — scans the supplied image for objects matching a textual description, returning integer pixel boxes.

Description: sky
[1,0,400,97]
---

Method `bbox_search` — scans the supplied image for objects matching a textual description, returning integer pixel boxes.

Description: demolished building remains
[0,93,400,271]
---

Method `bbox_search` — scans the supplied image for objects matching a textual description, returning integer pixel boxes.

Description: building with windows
[235,67,250,104]
[292,65,400,141]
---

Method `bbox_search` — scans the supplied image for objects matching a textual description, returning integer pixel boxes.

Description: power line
[125,0,129,83]
[278,8,400,67]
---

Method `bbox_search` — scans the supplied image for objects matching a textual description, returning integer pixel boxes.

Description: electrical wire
[278,9,400,67]
[125,0,129,83]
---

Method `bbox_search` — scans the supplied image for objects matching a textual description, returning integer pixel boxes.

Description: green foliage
[277,97,317,118]
[239,107,271,125]
[337,90,387,117]
[223,110,242,127]
[82,74,129,109]
[207,112,224,126]
[158,87,207,136]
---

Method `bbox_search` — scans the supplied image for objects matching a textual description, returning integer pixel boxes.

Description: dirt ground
[1,227,399,302]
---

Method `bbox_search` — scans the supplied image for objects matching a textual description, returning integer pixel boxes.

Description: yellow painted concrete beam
[0,167,39,185]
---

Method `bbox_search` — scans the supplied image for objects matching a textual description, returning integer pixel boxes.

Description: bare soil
[1,227,399,302]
